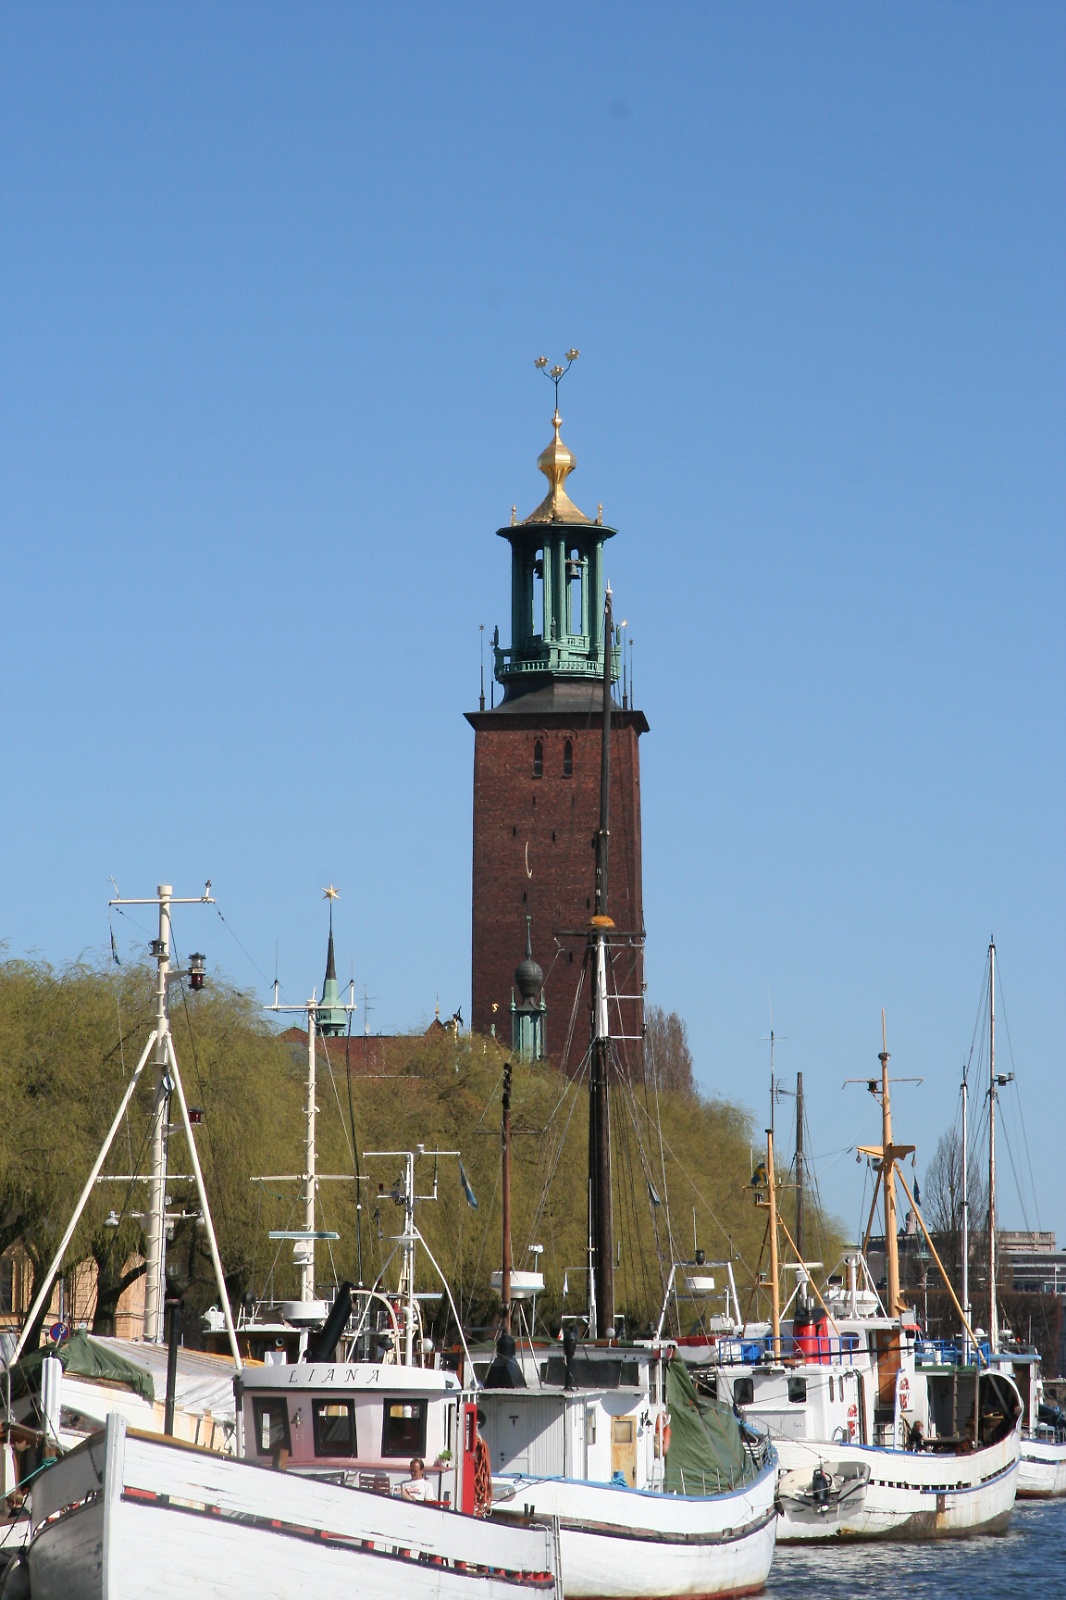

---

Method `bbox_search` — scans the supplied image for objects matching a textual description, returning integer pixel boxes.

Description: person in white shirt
[400,1456,430,1501]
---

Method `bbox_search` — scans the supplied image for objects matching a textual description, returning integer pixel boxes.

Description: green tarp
[664,1357,755,1496]
[6,1330,155,1405]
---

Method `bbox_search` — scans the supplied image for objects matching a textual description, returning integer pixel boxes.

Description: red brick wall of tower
[467,708,646,1073]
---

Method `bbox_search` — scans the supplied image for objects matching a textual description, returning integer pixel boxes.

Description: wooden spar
[588,586,615,1338]
[856,1014,914,1318]
[860,1167,884,1261]
[896,1168,987,1363]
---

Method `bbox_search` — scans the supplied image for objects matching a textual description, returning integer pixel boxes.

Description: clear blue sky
[2,4,1063,1247]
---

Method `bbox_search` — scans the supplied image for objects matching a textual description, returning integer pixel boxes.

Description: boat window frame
[251,1395,292,1458]
[312,1395,357,1457]
[788,1377,807,1405]
[733,1376,754,1406]
[381,1397,428,1458]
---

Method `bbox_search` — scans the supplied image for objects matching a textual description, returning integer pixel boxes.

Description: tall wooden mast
[588,586,615,1338]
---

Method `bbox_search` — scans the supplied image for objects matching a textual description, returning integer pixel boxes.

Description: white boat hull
[1017,1435,1066,1498]
[28,1415,561,1600]
[492,1461,778,1599]
[774,1428,1020,1541]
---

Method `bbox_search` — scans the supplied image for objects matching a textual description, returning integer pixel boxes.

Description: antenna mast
[267,888,356,1305]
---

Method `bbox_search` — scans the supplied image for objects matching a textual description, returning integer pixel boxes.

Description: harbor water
[764,1499,1066,1598]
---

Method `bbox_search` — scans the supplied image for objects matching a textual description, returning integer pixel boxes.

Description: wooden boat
[480,1336,778,1599]
[701,1018,1022,1542]
[27,1409,559,1600]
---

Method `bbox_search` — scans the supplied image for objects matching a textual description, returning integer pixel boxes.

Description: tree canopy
[0,958,843,1346]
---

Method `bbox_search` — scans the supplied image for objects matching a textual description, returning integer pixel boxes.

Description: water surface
[764,1500,1066,1598]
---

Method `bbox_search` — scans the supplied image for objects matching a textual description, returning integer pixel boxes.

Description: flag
[647,1181,662,1207]
[110,927,121,966]
[459,1160,478,1210]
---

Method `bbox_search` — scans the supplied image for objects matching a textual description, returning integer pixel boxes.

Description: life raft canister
[792,1305,816,1360]
[812,1304,830,1364]
[654,1412,672,1457]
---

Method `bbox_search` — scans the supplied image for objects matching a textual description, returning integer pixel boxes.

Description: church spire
[318,885,346,1037]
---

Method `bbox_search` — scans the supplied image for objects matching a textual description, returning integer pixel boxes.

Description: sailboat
[977,939,1066,1499]
[476,589,779,1599]
[702,1018,1023,1541]
[18,885,564,1600]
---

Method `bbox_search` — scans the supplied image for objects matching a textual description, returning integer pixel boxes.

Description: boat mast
[878,1013,906,1317]
[795,1071,805,1267]
[588,585,615,1338]
[988,937,998,1352]
[766,1126,782,1357]
[960,1059,970,1344]
[267,891,355,1305]
[501,1059,513,1334]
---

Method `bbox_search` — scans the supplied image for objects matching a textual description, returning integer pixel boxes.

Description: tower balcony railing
[495,639,621,684]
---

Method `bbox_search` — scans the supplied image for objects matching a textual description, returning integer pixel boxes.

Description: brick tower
[466,401,647,1070]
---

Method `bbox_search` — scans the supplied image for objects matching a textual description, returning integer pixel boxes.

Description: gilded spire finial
[524,349,590,525]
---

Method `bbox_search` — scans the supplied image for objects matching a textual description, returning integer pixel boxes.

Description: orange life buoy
[654,1412,671,1458]
[473,1433,493,1517]
[898,1378,910,1412]
[847,1402,858,1442]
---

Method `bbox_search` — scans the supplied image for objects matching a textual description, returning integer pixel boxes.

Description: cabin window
[788,1378,807,1405]
[533,740,543,778]
[313,1398,356,1457]
[252,1397,291,1457]
[585,1405,597,1445]
[0,1258,13,1314]
[563,739,573,778]
[829,1376,835,1403]
[733,1377,754,1406]
[382,1399,428,1457]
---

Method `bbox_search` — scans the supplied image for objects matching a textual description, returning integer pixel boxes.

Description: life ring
[847,1403,858,1442]
[898,1378,910,1412]
[654,1413,671,1458]
[473,1433,493,1517]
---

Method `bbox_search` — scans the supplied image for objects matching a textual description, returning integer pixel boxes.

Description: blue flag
[459,1160,479,1210]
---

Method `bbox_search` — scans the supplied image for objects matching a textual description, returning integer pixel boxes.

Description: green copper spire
[511,916,546,1061]
[492,405,621,703]
[317,886,347,1037]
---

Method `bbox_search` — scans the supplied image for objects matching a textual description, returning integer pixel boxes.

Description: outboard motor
[811,1464,831,1510]
[308,1282,355,1362]
[483,1332,527,1389]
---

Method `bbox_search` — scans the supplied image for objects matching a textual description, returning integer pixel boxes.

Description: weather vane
[322,883,339,931]
[535,348,580,406]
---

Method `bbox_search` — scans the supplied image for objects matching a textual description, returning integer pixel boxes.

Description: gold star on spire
[323,884,340,901]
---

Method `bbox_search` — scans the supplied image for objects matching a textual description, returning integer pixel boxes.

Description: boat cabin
[238,1361,478,1506]
[475,1341,666,1491]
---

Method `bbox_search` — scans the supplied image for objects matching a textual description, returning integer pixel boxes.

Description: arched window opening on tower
[533,739,543,779]
[567,549,584,637]
[533,550,545,639]
[563,739,573,778]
